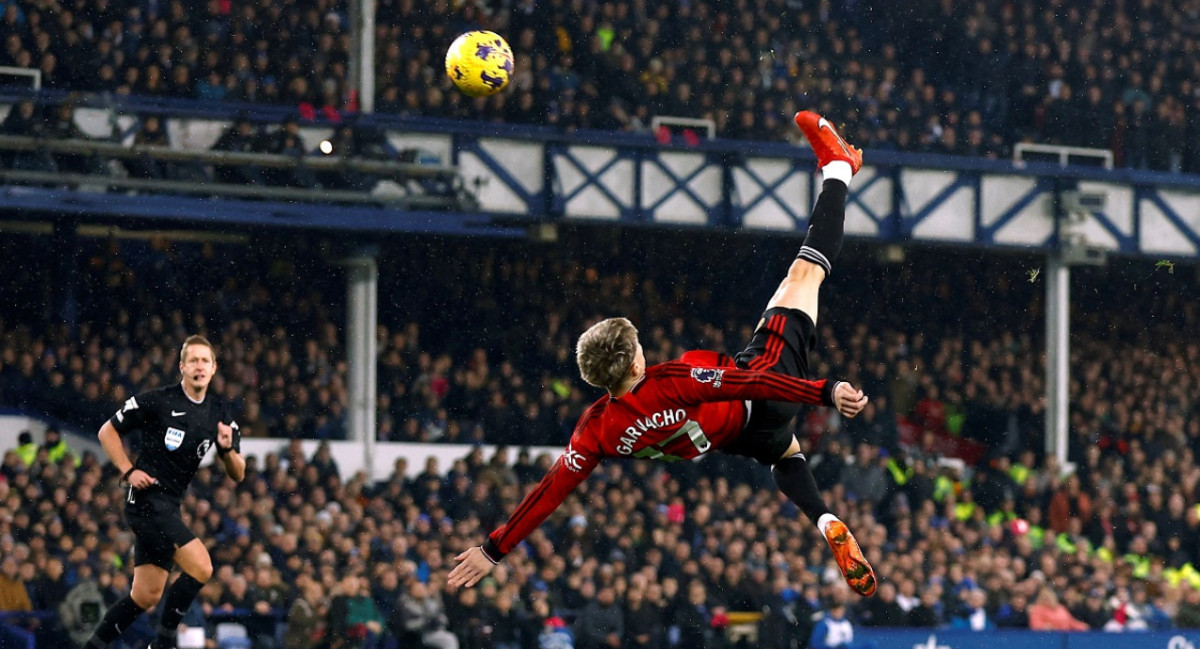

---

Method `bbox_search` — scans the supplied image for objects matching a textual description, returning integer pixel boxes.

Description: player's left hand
[447,546,497,590]
[217,422,235,452]
[834,382,868,418]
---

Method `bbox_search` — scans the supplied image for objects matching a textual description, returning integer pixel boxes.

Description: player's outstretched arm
[449,424,601,590]
[665,362,866,413]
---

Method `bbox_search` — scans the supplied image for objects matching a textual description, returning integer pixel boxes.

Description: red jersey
[482,350,837,560]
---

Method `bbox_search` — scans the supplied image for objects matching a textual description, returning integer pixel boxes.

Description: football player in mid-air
[449,111,878,597]
[86,335,245,649]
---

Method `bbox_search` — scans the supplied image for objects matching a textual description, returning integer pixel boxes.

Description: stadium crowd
[3,401,1200,648]
[4,0,1200,172]
[2,229,1200,648]
[4,226,1199,464]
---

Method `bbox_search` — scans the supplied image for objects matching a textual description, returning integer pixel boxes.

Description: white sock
[817,512,840,535]
[821,160,853,188]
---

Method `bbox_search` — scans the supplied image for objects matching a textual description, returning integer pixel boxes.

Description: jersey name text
[616,408,687,455]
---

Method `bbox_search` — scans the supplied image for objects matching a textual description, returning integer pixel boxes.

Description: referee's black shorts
[723,306,817,465]
[125,487,195,570]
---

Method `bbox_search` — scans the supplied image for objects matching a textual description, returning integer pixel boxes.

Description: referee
[86,335,245,649]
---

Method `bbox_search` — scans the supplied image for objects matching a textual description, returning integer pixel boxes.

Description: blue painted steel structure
[2,90,1199,257]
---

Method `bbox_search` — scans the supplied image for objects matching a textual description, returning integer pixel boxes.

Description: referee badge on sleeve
[165,427,186,451]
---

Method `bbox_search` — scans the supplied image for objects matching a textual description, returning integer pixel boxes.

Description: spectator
[478,590,522,649]
[283,581,328,649]
[671,579,727,648]
[949,589,994,631]
[399,580,458,649]
[859,582,907,628]
[1071,588,1111,630]
[125,115,174,181]
[27,557,69,611]
[13,431,35,467]
[314,124,374,191]
[811,600,868,649]
[1176,587,1200,629]
[1048,477,1092,535]
[1029,587,1088,631]
[536,606,574,649]
[622,580,663,649]
[44,103,110,176]
[264,115,319,189]
[907,589,944,628]
[0,100,57,173]
[329,574,388,649]
[0,556,31,612]
[574,585,623,649]
[211,116,266,185]
[41,427,77,467]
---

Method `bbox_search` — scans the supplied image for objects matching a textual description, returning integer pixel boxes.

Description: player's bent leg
[772,437,877,597]
[766,110,859,328]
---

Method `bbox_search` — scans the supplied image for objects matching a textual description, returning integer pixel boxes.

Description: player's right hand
[447,546,497,590]
[128,469,157,489]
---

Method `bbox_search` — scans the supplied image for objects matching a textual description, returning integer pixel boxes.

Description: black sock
[796,180,849,276]
[155,573,206,644]
[772,452,832,523]
[86,595,148,648]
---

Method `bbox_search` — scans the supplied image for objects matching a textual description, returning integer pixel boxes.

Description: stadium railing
[2,89,1198,257]
[0,133,476,211]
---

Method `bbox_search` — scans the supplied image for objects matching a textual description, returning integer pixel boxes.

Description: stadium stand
[2,226,1200,647]
[382,0,1200,172]
[1,1,1199,171]
[2,0,1200,646]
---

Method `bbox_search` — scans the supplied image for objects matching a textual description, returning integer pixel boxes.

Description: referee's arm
[98,420,135,477]
[216,422,245,481]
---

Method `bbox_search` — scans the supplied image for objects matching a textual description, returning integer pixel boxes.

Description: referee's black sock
[772,452,832,523]
[796,179,849,277]
[86,595,148,649]
[154,573,207,646]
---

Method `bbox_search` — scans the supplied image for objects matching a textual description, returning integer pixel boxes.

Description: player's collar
[180,381,207,404]
[609,373,646,399]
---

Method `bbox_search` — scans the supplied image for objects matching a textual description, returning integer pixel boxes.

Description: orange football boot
[794,111,863,174]
[823,518,877,597]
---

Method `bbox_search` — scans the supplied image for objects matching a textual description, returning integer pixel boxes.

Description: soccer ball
[445,31,514,98]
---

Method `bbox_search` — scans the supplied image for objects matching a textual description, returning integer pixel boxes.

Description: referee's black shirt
[110,383,240,502]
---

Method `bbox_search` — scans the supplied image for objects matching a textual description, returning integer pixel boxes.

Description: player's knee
[192,560,213,583]
[785,258,827,285]
[131,586,163,609]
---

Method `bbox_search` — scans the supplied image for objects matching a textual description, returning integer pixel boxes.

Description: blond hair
[180,334,216,362]
[576,318,638,391]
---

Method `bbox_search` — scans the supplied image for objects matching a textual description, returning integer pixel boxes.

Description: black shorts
[124,487,195,570]
[723,306,817,465]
